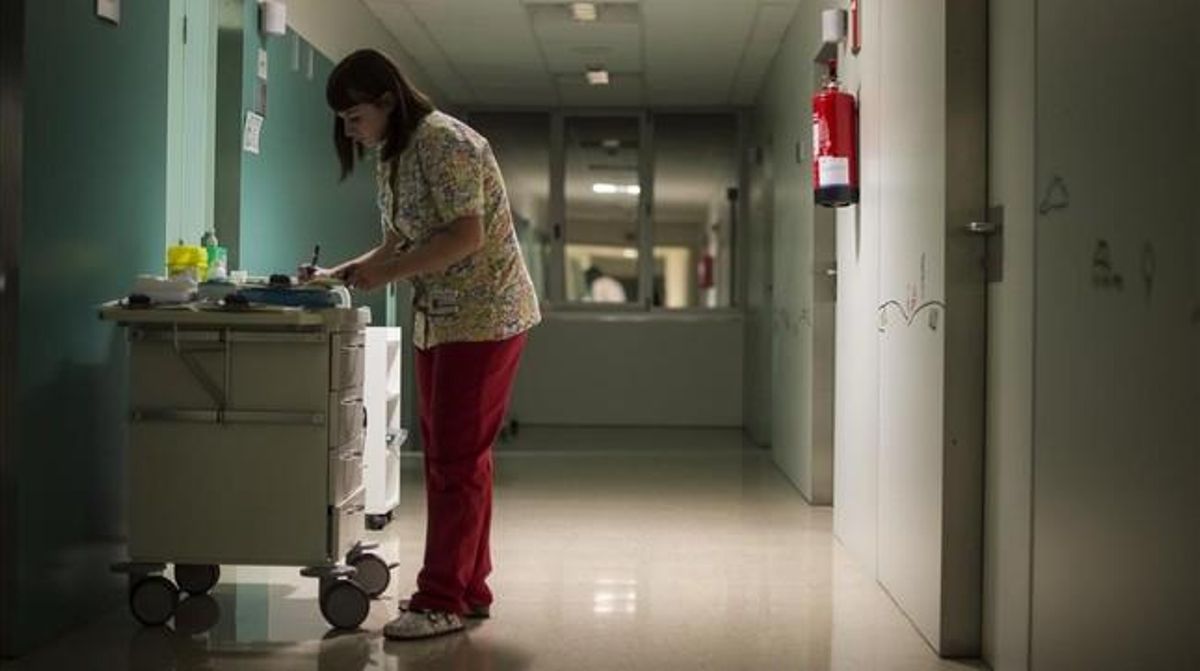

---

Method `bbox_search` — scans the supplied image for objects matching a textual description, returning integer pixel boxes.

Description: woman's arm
[300,228,402,281]
[346,215,483,291]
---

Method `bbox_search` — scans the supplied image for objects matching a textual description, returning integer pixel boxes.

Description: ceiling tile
[557,73,645,106]
[642,0,757,103]
[731,3,799,103]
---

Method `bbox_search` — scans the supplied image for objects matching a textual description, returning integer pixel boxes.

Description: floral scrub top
[376,111,541,350]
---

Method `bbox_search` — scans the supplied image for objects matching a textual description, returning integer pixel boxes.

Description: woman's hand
[298,264,334,282]
[342,258,392,291]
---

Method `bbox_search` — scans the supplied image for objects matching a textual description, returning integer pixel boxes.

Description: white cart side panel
[364,328,387,513]
[129,423,330,566]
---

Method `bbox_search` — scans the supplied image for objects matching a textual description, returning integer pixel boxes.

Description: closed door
[745,143,774,445]
[1029,1,1200,668]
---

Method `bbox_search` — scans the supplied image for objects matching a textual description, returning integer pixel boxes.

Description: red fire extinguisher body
[812,81,859,207]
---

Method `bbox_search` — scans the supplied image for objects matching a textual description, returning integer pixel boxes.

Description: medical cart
[100,303,393,630]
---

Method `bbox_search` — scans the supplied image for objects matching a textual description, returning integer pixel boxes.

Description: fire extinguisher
[697,253,714,290]
[812,61,859,207]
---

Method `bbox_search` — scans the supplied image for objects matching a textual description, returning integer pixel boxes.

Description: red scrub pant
[408,332,527,614]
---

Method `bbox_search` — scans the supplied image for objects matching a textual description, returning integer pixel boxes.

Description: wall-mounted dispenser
[259,1,286,36]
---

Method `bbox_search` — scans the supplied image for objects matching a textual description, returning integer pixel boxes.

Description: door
[559,114,646,306]
[1029,1,1200,668]
[744,142,774,445]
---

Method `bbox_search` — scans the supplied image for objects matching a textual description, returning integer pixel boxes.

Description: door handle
[966,221,1000,235]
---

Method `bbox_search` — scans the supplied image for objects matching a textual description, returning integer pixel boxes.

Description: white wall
[1028,1,1200,668]
[509,312,743,427]
[873,1,952,650]
[832,0,881,594]
[753,0,833,504]
[982,0,1034,668]
[281,0,444,102]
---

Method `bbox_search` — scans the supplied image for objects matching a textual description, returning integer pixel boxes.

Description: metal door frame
[465,105,748,311]
[0,0,23,656]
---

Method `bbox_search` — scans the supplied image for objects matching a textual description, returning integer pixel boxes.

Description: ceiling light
[592,183,640,195]
[586,67,610,86]
[622,249,638,259]
[571,2,598,22]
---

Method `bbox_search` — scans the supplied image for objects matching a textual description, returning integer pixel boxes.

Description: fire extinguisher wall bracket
[812,74,860,208]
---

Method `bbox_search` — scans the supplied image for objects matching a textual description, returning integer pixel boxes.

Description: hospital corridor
[1,1,1197,670]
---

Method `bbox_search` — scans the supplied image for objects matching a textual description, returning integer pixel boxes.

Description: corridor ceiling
[362,0,802,107]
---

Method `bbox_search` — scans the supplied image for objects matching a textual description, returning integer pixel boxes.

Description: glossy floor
[3,428,983,670]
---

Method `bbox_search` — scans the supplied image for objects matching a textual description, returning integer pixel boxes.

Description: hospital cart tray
[99,302,396,630]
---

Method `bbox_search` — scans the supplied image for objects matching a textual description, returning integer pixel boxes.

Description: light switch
[96,0,120,25]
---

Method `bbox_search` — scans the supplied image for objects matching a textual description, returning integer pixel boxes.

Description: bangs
[325,58,384,111]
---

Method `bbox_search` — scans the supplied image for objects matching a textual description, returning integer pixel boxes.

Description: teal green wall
[238,8,386,321]
[7,0,169,656]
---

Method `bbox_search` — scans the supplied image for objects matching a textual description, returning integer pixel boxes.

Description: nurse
[305,49,540,640]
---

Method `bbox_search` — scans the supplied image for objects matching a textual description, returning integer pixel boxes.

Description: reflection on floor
[2,427,983,671]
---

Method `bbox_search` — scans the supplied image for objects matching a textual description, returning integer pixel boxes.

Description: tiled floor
[3,428,983,670]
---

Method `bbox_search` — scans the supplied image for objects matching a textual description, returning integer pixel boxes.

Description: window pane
[468,112,551,302]
[564,116,641,304]
[652,114,738,309]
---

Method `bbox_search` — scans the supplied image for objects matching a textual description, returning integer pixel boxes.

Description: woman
[310,49,540,640]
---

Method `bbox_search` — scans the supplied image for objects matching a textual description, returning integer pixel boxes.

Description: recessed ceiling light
[586,67,610,85]
[571,2,598,22]
[592,183,640,195]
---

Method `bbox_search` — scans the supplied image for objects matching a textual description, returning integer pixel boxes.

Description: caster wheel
[174,594,221,635]
[348,553,391,598]
[365,512,391,530]
[174,564,220,595]
[129,575,180,626]
[320,579,369,630]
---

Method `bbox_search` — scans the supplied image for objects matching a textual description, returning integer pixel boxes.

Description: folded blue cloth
[234,286,342,308]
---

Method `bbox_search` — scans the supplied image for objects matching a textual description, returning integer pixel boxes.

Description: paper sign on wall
[258,48,269,81]
[243,111,264,155]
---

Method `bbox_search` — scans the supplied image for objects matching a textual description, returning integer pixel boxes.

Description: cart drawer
[330,488,366,558]
[330,436,364,506]
[331,331,365,392]
[329,392,365,447]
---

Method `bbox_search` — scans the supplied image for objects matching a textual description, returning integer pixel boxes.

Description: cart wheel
[175,564,220,595]
[365,512,391,531]
[349,553,391,598]
[129,575,180,626]
[173,594,221,635]
[320,579,369,629]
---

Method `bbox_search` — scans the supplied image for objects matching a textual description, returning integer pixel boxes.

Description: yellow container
[166,245,209,281]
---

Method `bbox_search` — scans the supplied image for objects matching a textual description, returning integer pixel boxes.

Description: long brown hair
[325,49,434,180]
